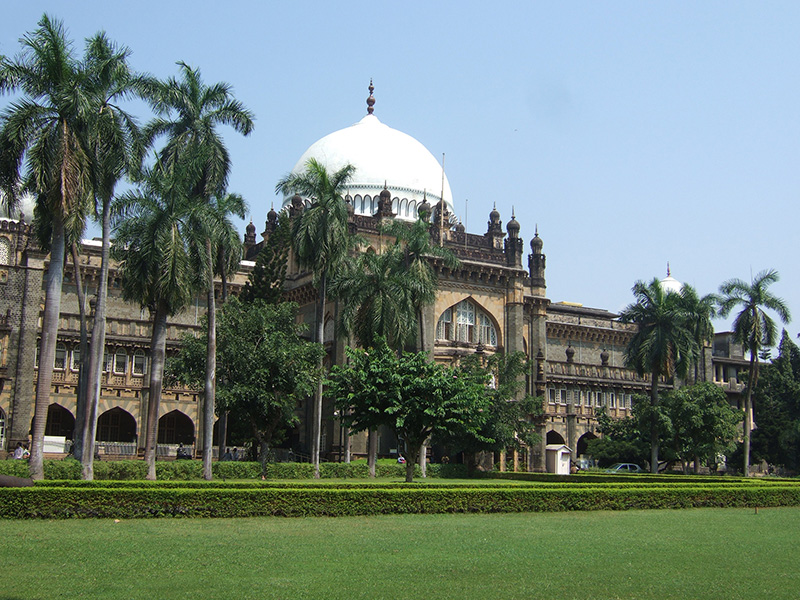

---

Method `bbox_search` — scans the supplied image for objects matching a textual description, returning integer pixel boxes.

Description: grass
[1,507,797,599]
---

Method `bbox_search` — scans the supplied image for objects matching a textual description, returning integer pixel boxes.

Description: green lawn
[1,507,796,600]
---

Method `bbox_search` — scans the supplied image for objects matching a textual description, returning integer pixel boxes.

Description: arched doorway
[577,432,598,457]
[44,404,74,439]
[546,430,566,446]
[157,410,195,445]
[97,408,137,443]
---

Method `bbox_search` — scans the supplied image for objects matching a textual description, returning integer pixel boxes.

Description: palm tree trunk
[311,274,327,479]
[743,355,756,477]
[144,302,169,481]
[216,267,229,462]
[29,217,67,480]
[203,240,216,481]
[81,199,111,480]
[649,370,660,474]
[70,242,89,463]
[367,429,377,478]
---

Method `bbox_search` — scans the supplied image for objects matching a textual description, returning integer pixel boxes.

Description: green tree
[77,32,142,480]
[331,243,416,352]
[169,298,323,468]
[329,339,490,482]
[661,382,740,473]
[619,279,698,473]
[751,331,800,472]
[142,62,254,480]
[276,158,356,478]
[677,284,718,383]
[382,217,459,351]
[112,161,197,480]
[439,351,543,472]
[0,15,92,479]
[241,211,290,304]
[718,269,791,476]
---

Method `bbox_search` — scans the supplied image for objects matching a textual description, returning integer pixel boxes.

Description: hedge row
[2,485,799,519]
[0,459,467,481]
[484,471,789,485]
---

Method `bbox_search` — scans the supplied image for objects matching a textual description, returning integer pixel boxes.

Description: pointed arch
[44,404,75,439]
[157,410,195,445]
[435,297,500,347]
[97,407,137,443]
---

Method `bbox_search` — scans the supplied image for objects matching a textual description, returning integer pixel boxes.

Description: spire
[667,261,671,277]
[366,79,375,115]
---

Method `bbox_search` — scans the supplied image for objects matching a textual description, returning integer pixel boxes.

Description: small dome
[660,264,682,294]
[507,215,520,236]
[531,232,543,252]
[246,220,256,234]
[455,222,465,233]
[267,206,278,223]
[489,204,500,223]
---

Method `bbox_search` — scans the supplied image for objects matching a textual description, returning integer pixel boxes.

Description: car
[604,463,645,474]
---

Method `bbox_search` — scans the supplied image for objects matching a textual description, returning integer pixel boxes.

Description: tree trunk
[144,303,169,481]
[81,198,111,481]
[70,242,89,463]
[419,440,427,478]
[29,218,67,480]
[404,438,420,483]
[367,429,377,478]
[311,275,327,479]
[343,420,350,463]
[649,370,660,474]
[217,410,228,463]
[743,355,757,477]
[202,240,216,481]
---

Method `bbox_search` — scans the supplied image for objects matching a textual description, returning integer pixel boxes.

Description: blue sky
[3,2,799,338]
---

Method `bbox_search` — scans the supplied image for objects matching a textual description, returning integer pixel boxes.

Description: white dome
[283,114,454,221]
[660,269,683,294]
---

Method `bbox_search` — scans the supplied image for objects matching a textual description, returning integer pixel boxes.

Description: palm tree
[276,158,356,478]
[143,62,254,480]
[331,245,416,351]
[185,191,246,479]
[383,217,459,352]
[112,162,197,480]
[0,15,92,479]
[718,269,790,476]
[677,284,718,383]
[77,32,142,480]
[619,278,698,473]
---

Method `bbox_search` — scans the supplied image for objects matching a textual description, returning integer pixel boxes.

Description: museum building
[0,86,743,470]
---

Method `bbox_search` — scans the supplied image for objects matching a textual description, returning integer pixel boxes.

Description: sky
[2,2,799,340]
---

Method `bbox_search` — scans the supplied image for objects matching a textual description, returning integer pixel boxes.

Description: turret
[528,225,546,294]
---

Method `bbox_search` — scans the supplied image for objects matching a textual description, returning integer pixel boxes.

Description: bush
[2,483,800,519]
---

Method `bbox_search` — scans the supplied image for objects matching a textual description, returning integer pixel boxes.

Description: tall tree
[0,15,92,479]
[241,211,290,304]
[169,298,323,468]
[142,62,254,480]
[718,269,791,476]
[112,161,197,480]
[618,278,698,473]
[329,339,490,482]
[77,32,142,480]
[276,158,356,478]
[677,284,718,383]
[382,217,459,351]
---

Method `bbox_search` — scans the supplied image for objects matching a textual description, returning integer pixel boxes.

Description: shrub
[2,484,800,519]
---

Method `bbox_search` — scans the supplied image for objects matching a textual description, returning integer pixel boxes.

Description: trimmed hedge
[2,484,799,519]
[0,459,467,481]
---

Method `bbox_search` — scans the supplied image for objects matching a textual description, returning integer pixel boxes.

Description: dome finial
[367,79,375,115]
[667,261,671,277]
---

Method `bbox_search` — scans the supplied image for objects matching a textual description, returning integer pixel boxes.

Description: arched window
[54,343,67,370]
[436,300,498,346]
[70,347,80,371]
[132,350,147,376]
[114,348,128,374]
[436,308,452,340]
